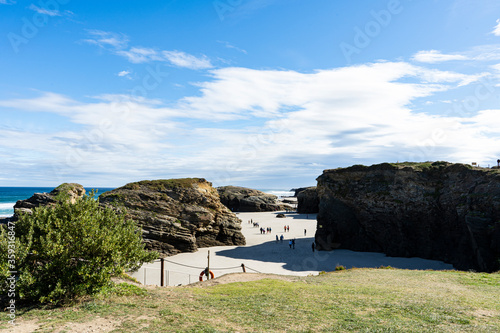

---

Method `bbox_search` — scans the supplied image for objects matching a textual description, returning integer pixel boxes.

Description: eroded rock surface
[13,183,85,216]
[297,187,319,214]
[315,162,500,272]
[100,178,246,256]
[217,186,291,212]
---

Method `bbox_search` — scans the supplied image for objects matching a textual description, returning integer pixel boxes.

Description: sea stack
[99,178,246,256]
[315,162,500,272]
[217,186,292,212]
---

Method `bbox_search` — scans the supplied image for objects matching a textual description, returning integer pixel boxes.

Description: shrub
[335,265,346,271]
[0,192,157,305]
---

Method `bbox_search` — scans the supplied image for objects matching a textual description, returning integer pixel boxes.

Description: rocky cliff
[100,179,246,256]
[297,187,319,214]
[13,183,86,216]
[315,162,500,272]
[217,186,291,212]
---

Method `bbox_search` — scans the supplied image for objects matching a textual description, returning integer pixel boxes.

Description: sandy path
[129,212,454,286]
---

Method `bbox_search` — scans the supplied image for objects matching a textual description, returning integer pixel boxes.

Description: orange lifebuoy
[199,270,215,281]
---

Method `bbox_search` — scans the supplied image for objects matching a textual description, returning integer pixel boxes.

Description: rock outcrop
[217,186,291,212]
[315,162,500,272]
[100,178,246,256]
[13,183,85,217]
[297,187,319,214]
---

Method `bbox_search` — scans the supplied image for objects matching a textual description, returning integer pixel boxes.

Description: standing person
[276,235,279,242]
[292,238,295,249]
[280,234,284,242]
[312,242,315,252]
[289,240,292,249]
[284,225,287,232]
[287,225,290,232]
[304,229,307,236]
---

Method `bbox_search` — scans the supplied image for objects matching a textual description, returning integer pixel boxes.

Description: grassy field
[2,268,500,332]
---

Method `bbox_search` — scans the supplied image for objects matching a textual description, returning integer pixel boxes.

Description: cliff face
[217,186,291,212]
[297,187,319,214]
[315,162,500,272]
[100,179,245,256]
[13,183,85,216]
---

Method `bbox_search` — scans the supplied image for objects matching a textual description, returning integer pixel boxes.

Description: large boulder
[315,162,500,272]
[217,186,291,212]
[13,183,85,217]
[99,178,246,256]
[297,187,319,214]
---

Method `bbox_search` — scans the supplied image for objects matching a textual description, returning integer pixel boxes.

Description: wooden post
[241,263,246,273]
[207,250,210,280]
[160,258,164,287]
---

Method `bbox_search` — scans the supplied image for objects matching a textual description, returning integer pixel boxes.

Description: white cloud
[117,70,132,79]
[162,50,213,69]
[217,40,248,54]
[411,50,469,63]
[29,4,61,16]
[116,47,161,63]
[493,19,500,36]
[83,30,129,50]
[84,30,212,70]
[1,62,498,186]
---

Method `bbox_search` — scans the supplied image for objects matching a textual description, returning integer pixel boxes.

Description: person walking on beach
[280,234,284,242]
[292,238,295,249]
[289,240,292,249]
[284,225,286,232]
[312,242,315,252]
[276,235,279,242]
[304,229,307,236]
[287,225,290,232]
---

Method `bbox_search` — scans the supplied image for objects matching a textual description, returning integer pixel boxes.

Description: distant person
[312,242,315,252]
[276,235,279,242]
[287,225,290,232]
[304,229,306,236]
[289,240,292,249]
[280,234,284,242]
[292,238,295,249]
[284,225,287,232]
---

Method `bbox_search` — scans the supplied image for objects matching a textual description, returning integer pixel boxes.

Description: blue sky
[1,0,500,188]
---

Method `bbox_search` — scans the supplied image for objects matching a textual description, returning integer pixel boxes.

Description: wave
[0,202,15,210]
[264,190,295,198]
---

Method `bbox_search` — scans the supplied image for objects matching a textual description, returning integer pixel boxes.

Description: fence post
[241,263,246,272]
[160,258,164,287]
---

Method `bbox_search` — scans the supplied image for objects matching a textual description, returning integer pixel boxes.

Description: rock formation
[100,178,246,256]
[315,162,500,272]
[13,183,85,216]
[297,187,319,214]
[217,186,292,212]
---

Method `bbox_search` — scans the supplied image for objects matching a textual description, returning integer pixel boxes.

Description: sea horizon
[0,186,295,218]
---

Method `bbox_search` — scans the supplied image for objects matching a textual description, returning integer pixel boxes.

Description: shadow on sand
[217,237,455,273]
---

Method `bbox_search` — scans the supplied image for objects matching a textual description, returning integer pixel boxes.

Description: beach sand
[129,211,454,286]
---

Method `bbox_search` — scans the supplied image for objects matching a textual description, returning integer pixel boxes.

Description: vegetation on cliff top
[3,268,499,332]
[120,178,208,192]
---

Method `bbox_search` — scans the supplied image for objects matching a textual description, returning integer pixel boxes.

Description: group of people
[249,219,315,252]
[260,227,272,234]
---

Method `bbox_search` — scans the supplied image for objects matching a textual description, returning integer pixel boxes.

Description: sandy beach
[129,211,454,286]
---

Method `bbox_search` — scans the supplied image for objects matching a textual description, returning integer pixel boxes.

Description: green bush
[335,265,346,271]
[0,193,157,305]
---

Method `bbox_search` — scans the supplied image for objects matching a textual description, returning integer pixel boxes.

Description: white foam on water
[265,190,295,198]
[0,202,15,210]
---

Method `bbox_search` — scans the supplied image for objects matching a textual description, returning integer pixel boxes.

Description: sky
[1,0,500,188]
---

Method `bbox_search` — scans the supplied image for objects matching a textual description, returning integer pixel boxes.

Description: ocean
[0,187,294,217]
[0,187,115,217]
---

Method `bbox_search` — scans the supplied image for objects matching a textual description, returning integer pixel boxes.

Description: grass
[2,268,500,332]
